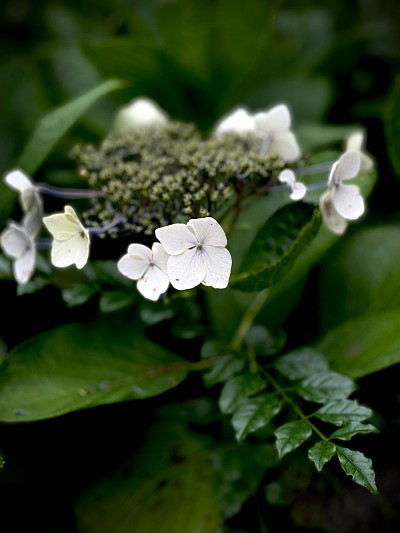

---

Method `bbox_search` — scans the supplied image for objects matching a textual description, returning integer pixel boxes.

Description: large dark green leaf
[385,76,400,177]
[231,202,321,292]
[0,316,189,422]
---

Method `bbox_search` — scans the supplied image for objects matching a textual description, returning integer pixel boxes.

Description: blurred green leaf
[308,441,336,472]
[317,310,400,378]
[203,354,246,387]
[330,422,378,441]
[231,394,281,442]
[0,456,4,469]
[275,420,312,458]
[218,374,266,415]
[314,400,373,427]
[298,371,356,403]
[385,77,400,177]
[62,284,97,307]
[336,446,378,494]
[0,316,189,422]
[231,203,321,292]
[275,347,329,380]
[99,289,136,313]
[296,123,355,151]
[18,79,125,174]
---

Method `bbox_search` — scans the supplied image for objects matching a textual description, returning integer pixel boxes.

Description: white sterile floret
[319,191,348,235]
[327,151,364,220]
[4,169,43,237]
[253,104,301,162]
[155,217,232,291]
[345,131,374,171]
[213,108,256,138]
[0,222,36,284]
[113,97,169,133]
[43,205,90,269]
[117,242,170,301]
[278,169,306,200]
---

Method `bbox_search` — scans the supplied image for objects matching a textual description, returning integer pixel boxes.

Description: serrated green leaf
[232,394,281,442]
[336,445,378,494]
[385,76,400,177]
[330,423,378,441]
[298,371,356,403]
[275,420,312,458]
[0,316,189,422]
[231,203,321,292]
[275,347,329,380]
[218,373,266,415]
[203,354,246,387]
[308,441,336,471]
[314,400,373,427]
[317,310,400,378]
[18,79,125,174]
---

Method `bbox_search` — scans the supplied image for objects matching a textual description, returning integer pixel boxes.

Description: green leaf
[99,289,137,313]
[203,354,246,387]
[298,371,356,403]
[231,203,321,292]
[18,79,125,174]
[0,316,189,422]
[330,423,378,441]
[275,348,329,380]
[385,76,400,177]
[317,310,400,378]
[76,408,223,532]
[0,456,4,469]
[275,420,312,458]
[231,394,281,442]
[218,373,266,415]
[336,445,378,494]
[314,400,373,427]
[308,441,336,472]
[62,284,98,308]
[297,123,356,151]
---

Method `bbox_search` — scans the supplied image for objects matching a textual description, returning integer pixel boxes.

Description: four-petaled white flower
[117,242,170,301]
[320,151,365,234]
[213,108,256,138]
[43,205,90,269]
[155,217,232,291]
[113,97,169,133]
[4,169,43,237]
[278,169,306,200]
[345,131,374,171]
[0,221,36,284]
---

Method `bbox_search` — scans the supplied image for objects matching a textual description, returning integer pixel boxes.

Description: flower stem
[230,288,269,352]
[36,183,105,199]
[88,216,127,235]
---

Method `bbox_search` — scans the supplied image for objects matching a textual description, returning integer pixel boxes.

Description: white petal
[4,169,33,192]
[187,217,227,247]
[213,108,256,138]
[51,233,90,269]
[137,265,170,301]
[346,131,364,152]
[14,247,35,284]
[290,182,307,201]
[202,246,232,289]
[278,169,296,185]
[254,104,291,134]
[320,192,348,235]
[167,248,206,290]
[155,223,197,255]
[0,224,30,258]
[43,211,80,240]
[332,151,361,183]
[127,243,153,262]
[113,97,169,132]
[152,242,169,273]
[271,132,301,162]
[23,209,43,238]
[333,184,365,220]
[117,254,149,280]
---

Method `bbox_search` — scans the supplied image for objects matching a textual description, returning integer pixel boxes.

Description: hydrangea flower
[113,96,169,133]
[4,169,43,237]
[345,131,374,171]
[43,205,90,269]
[320,151,365,234]
[117,242,170,301]
[278,169,306,200]
[213,108,256,138]
[0,221,36,284]
[155,217,232,290]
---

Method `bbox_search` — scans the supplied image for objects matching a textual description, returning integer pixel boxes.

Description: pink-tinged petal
[155,223,197,255]
[4,169,33,192]
[290,182,307,201]
[271,132,301,162]
[254,104,291,134]
[167,248,206,290]
[333,184,365,220]
[152,242,169,273]
[137,265,170,301]
[320,192,348,235]
[127,243,153,262]
[202,246,232,289]
[188,217,227,247]
[117,254,149,280]
[14,247,35,284]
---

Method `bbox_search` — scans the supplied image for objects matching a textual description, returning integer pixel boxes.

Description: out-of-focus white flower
[4,169,43,237]
[43,205,90,269]
[345,131,374,171]
[155,217,232,291]
[253,104,301,162]
[113,97,169,133]
[278,169,306,200]
[117,242,170,301]
[213,108,256,138]
[0,221,36,284]
[320,151,365,234]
